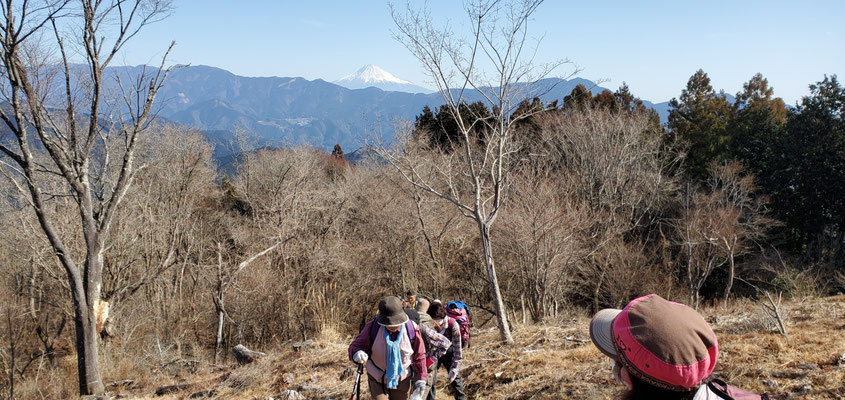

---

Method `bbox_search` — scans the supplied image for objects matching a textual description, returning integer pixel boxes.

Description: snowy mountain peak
[333,65,432,93]
[347,64,412,85]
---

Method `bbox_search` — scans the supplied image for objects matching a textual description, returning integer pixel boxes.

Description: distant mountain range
[102,64,692,159]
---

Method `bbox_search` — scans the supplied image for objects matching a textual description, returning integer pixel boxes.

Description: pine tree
[776,75,845,257]
[668,69,734,181]
[563,84,593,111]
[593,89,617,110]
[728,73,787,192]
[413,102,492,151]
[614,82,662,132]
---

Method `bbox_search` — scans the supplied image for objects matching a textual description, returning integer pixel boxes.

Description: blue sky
[124,1,844,104]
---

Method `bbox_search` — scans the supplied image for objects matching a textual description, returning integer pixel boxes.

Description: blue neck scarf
[383,323,405,389]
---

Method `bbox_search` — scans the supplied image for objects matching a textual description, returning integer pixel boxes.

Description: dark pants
[426,351,465,400]
[368,374,412,400]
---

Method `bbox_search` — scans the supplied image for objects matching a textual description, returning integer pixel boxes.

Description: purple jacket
[348,320,427,381]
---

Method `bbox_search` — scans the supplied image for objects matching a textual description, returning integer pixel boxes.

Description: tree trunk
[214,301,225,363]
[71,291,105,395]
[593,269,606,313]
[398,254,406,295]
[687,244,696,308]
[7,307,14,400]
[521,294,527,325]
[479,223,513,344]
[215,243,225,363]
[80,215,106,395]
[722,249,735,303]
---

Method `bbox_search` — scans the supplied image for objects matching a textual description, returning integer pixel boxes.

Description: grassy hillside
[95,295,845,399]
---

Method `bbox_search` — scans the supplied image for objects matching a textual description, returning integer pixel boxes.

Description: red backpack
[707,379,772,400]
[446,301,471,348]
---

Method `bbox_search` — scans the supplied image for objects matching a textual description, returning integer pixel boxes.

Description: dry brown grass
[103,295,845,399]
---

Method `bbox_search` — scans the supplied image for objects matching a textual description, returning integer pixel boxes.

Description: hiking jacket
[419,323,451,360]
[433,317,462,368]
[348,320,427,382]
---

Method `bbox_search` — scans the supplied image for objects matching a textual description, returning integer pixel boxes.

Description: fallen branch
[735,277,790,340]
[760,290,789,340]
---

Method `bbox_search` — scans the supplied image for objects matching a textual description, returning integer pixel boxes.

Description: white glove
[448,367,459,383]
[409,380,426,400]
[353,350,368,365]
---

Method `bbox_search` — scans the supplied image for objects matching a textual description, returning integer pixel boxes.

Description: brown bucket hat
[590,294,718,391]
[378,296,409,327]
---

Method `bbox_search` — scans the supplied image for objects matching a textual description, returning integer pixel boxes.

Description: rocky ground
[103,295,845,399]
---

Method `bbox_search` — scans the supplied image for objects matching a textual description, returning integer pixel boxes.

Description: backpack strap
[706,379,770,400]
[433,316,450,332]
[368,317,379,345]
[407,320,416,341]
[707,379,734,400]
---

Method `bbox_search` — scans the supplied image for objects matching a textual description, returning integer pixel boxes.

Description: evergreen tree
[511,97,548,133]
[614,82,662,132]
[775,75,844,259]
[668,69,734,181]
[563,84,593,111]
[614,82,638,111]
[593,89,617,110]
[728,73,787,196]
[413,102,492,151]
[414,105,437,135]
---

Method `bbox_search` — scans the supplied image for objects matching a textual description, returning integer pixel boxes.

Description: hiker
[409,298,450,398]
[404,290,418,310]
[405,298,452,362]
[349,296,428,400]
[590,294,772,400]
[426,300,465,400]
[414,298,433,326]
[445,301,471,348]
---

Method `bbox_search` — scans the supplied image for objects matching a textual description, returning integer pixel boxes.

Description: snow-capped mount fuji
[333,64,433,93]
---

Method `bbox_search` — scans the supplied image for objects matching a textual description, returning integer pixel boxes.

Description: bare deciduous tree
[677,182,724,309]
[676,162,774,308]
[212,239,288,362]
[705,162,775,302]
[499,173,583,322]
[387,0,573,344]
[0,0,174,394]
[534,107,679,309]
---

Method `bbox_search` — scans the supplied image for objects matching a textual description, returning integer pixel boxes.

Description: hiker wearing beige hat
[349,296,428,400]
[590,294,771,400]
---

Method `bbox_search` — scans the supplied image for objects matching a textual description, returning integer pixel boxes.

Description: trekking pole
[349,362,363,400]
[356,362,363,400]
